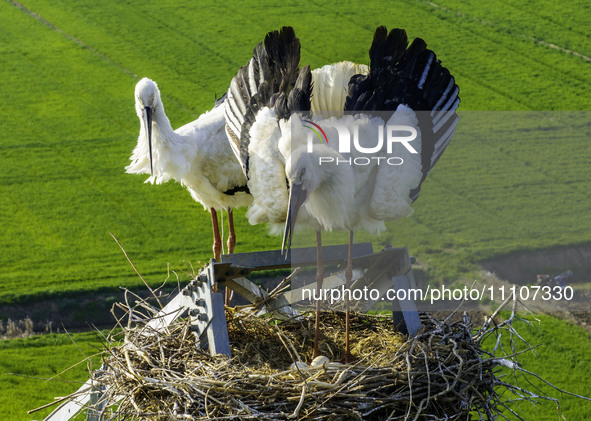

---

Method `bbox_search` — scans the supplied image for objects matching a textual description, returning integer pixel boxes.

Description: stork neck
[151,104,180,146]
[313,164,355,230]
[294,145,356,231]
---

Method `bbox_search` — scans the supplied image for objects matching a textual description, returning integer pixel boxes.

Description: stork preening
[127,78,252,304]
[225,26,459,361]
[225,27,338,359]
[224,27,311,229]
[292,27,459,360]
[225,27,355,358]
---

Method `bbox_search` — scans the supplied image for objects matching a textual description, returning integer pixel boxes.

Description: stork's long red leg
[210,208,222,294]
[227,208,236,254]
[225,208,236,306]
[210,208,222,262]
[342,230,354,364]
[313,230,324,358]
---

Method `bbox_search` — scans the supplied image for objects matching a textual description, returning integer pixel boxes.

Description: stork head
[282,150,320,255]
[281,139,357,256]
[134,78,162,176]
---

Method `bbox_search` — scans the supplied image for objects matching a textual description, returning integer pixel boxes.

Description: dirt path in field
[1,246,590,338]
[477,244,591,333]
[482,244,591,285]
[476,269,591,334]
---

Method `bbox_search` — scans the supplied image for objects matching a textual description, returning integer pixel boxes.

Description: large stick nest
[89,291,553,421]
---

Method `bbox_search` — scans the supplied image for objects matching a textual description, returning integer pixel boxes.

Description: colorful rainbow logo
[302,120,329,145]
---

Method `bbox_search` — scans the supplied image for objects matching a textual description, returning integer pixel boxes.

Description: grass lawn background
[0,0,589,419]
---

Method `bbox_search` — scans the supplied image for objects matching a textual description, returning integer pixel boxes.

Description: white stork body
[224,28,318,238]
[240,107,290,228]
[283,28,460,358]
[281,26,460,245]
[127,78,252,280]
[282,110,421,238]
[225,26,459,359]
[227,60,371,232]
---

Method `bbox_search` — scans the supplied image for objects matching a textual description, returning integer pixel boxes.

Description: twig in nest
[110,232,163,309]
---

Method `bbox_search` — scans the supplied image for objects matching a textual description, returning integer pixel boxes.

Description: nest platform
[95,307,507,420]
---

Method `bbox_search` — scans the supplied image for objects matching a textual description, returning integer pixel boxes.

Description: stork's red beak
[282,181,308,257]
[145,106,153,176]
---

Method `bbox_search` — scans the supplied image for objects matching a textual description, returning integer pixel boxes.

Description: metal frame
[145,264,231,356]
[44,243,421,421]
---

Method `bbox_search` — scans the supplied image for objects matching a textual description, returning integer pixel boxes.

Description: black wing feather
[225,41,269,176]
[345,26,460,202]
[225,26,310,178]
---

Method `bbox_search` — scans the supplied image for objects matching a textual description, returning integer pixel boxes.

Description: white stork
[225,27,357,359]
[127,78,253,304]
[224,27,332,357]
[225,27,459,361]
[284,27,460,360]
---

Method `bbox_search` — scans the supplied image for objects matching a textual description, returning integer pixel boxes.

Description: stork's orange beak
[282,181,308,257]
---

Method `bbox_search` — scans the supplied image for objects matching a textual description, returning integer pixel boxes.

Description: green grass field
[1,0,590,303]
[0,0,590,419]
[499,314,591,420]
[0,330,105,420]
